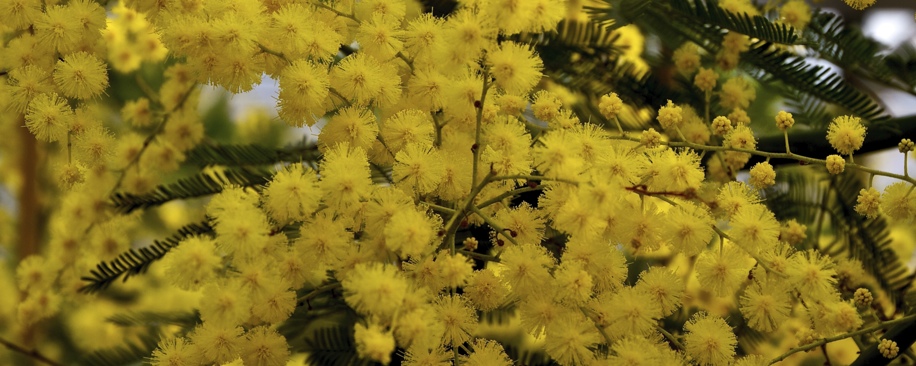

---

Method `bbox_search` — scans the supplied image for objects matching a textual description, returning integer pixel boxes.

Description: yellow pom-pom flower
[263,164,322,223]
[278,59,329,127]
[880,182,916,221]
[53,52,108,100]
[189,323,244,365]
[844,0,876,10]
[342,263,408,319]
[696,243,754,296]
[487,41,543,95]
[683,313,737,366]
[25,92,73,143]
[827,115,866,156]
[657,100,684,130]
[394,143,446,195]
[242,327,290,366]
[354,322,396,365]
[162,236,221,290]
[748,161,776,189]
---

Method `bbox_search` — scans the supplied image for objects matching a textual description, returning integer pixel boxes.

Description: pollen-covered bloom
[855,187,881,218]
[53,52,108,100]
[487,41,543,95]
[827,115,866,156]
[740,276,792,332]
[696,243,754,296]
[242,327,290,366]
[662,201,714,256]
[189,323,244,365]
[354,323,395,365]
[278,59,329,127]
[695,67,718,92]
[843,0,876,10]
[786,249,838,303]
[461,338,512,366]
[151,337,194,366]
[825,154,846,175]
[635,267,684,316]
[748,161,776,189]
[544,313,601,365]
[394,143,446,195]
[263,164,322,223]
[718,77,756,110]
[342,263,409,319]
[599,92,624,119]
[657,100,684,130]
[384,207,439,258]
[434,294,477,346]
[163,236,221,290]
[683,313,737,366]
[25,92,73,142]
[648,148,704,192]
[879,182,916,221]
[727,204,780,252]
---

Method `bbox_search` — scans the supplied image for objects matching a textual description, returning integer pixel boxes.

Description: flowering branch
[0,337,65,366]
[768,313,916,365]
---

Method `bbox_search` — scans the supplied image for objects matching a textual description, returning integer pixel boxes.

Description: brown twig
[0,337,66,366]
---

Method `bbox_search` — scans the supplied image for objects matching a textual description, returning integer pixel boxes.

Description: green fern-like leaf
[765,170,913,307]
[669,0,798,44]
[584,0,651,30]
[802,11,914,94]
[743,41,888,122]
[79,221,213,294]
[110,166,273,214]
[78,332,160,366]
[185,141,321,167]
[107,311,200,328]
[303,326,370,366]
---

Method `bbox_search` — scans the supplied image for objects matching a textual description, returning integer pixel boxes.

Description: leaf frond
[79,221,213,294]
[110,166,273,214]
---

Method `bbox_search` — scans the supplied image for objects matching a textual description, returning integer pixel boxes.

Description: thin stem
[607,135,916,186]
[111,85,197,193]
[296,282,342,304]
[655,323,685,350]
[612,116,625,136]
[476,186,543,210]
[905,151,909,177]
[471,206,518,246]
[489,174,579,186]
[310,1,357,21]
[425,202,456,215]
[257,42,291,65]
[135,73,161,104]
[471,75,491,188]
[712,225,786,277]
[580,307,614,347]
[783,130,791,154]
[0,337,65,366]
[768,313,916,365]
[457,249,500,262]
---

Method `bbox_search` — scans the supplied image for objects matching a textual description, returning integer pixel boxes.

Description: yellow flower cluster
[0,0,912,366]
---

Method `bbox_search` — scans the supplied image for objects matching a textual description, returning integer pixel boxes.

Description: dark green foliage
[668,0,798,44]
[79,221,213,294]
[78,332,160,366]
[110,166,273,214]
[185,141,321,167]
[585,0,651,30]
[764,171,913,309]
[802,11,915,95]
[106,311,200,328]
[743,40,888,122]
[302,326,371,366]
